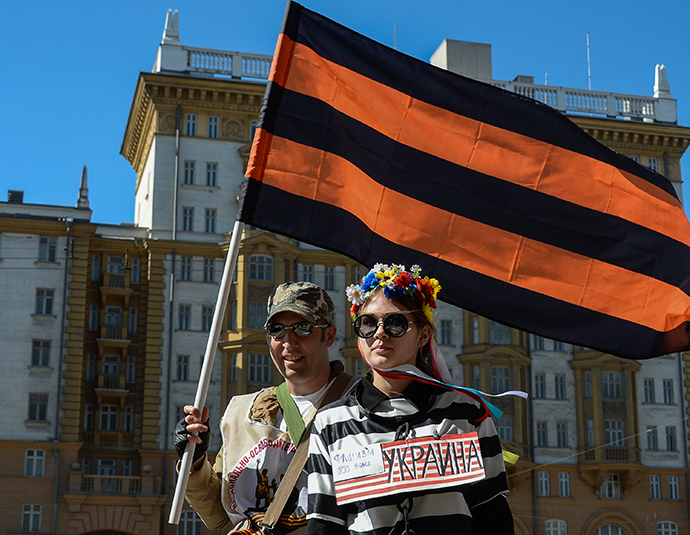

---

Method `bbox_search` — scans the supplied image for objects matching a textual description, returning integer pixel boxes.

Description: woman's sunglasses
[266,322,327,339]
[353,313,415,339]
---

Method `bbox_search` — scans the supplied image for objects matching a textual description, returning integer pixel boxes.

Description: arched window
[249,254,273,281]
[545,519,566,535]
[657,522,678,535]
[595,525,627,535]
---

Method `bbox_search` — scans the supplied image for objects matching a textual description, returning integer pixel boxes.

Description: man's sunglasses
[353,313,415,339]
[266,322,328,339]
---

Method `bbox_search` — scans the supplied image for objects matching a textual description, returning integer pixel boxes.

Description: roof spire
[162,9,180,45]
[77,165,90,209]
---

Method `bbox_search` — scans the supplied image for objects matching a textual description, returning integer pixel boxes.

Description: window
[471,317,479,344]
[534,374,545,399]
[553,340,564,351]
[38,237,57,262]
[89,304,99,331]
[206,162,218,186]
[558,472,570,497]
[202,306,214,331]
[98,459,116,476]
[131,258,140,283]
[82,458,91,474]
[497,415,512,442]
[86,354,96,381]
[123,459,132,476]
[183,160,195,185]
[100,405,118,431]
[22,504,41,533]
[91,253,100,280]
[128,307,138,334]
[249,354,271,383]
[179,305,191,330]
[554,374,565,399]
[35,289,54,315]
[231,302,237,330]
[205,208,216,233]
[650,474,660,499]
[663,379,674,404]
[107,256,125,273]
[28,394,48,421]
[545,519,566,535]
[538,471,549,496]
[249,302,268,330]
[473,365,480,390]
[177,355,189,381]
[489,321,510,344]
[185,113,197,136]
[586,419,594,447]
[105,306,122,325]
[658,522,678,535]
[182,207,194,232]
[25,450,45,477]
[324,266,335,291]
[124,406,133,433]
[531,334,545,350]
[556,422,568,448]
[647,426,659,451]
[126,356,136,383]
[440,320,452,345]
[644,378,655,403]
[665,426,677,451]
[491,366,510,393]
[102,355,119,375]
[250,119,259,142]
[584,371,592,399]
[249,255,274,280]
[84,405,94,432]
[178,510,204,535]
[605,420,624,447]
[230,354,238,382]
[648,157,658,171]
[602,371,622,398]
[31,340,50,367]
[181,257,192,281]
[208,115,219,138]
[669,475,679,500]
[302,264,314,282]
[537,421,548,447]
[629,155,641,163]
[203,258,215,282]
[601,474,620,499]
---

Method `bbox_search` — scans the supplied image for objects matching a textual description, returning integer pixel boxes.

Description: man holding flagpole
[174,281,355,534]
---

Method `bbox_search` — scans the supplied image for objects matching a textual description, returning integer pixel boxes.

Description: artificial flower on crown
[345,263,442,324]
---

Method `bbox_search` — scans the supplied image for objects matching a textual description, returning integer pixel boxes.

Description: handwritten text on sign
[332,432,485,505]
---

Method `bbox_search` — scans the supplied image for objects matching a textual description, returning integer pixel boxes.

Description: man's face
[267,311,336,396]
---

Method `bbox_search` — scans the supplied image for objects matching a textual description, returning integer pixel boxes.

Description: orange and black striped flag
[239,1,690,359]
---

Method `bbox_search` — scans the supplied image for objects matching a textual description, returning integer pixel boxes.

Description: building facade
[1,10,690,535]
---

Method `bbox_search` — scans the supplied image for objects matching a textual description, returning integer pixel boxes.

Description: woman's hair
[360,286,436,375]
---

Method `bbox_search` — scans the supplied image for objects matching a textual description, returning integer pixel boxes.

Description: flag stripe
[278,4,678,200]
[271,38,687,247]
[254,134,690,334]
[242,177,663,358]
[263,88,690,293]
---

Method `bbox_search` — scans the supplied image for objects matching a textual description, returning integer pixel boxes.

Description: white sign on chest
[331,432,486,505]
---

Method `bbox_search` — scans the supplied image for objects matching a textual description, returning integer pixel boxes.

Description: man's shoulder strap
[261,369,355,533]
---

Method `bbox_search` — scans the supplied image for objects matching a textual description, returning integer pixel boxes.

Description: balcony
[65,471,166,515]
[97,325,131,354]
[94,374,129,405]
[579,446,640,464]
[82,431,135,449]
[185,46,271,79]
[100,272,133,304]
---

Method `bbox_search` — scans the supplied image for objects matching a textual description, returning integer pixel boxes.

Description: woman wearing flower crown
[305,263,514,535]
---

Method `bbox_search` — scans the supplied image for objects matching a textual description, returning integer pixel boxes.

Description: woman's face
[357,292,432,370]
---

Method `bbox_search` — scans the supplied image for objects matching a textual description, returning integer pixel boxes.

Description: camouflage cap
[265,281,335,326]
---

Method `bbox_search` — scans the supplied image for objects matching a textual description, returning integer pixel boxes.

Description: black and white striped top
[306,377,514,535]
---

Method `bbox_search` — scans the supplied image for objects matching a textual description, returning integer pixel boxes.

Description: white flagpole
[169,220,245,524]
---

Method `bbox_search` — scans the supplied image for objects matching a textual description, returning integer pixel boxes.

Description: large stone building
[1,9,690,535]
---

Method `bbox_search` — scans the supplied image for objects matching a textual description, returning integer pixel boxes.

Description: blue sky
[2,0,689,225]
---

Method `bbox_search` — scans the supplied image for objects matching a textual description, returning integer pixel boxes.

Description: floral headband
[346,263,442,324]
